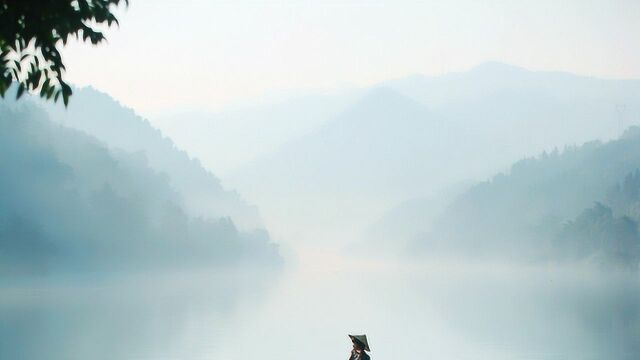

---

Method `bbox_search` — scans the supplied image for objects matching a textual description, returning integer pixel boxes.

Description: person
[348,334,371,360]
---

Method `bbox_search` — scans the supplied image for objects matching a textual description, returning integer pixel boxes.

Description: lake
[1,248,638,360]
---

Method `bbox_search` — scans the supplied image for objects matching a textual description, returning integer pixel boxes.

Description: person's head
[348,334,370,352]
[352,339,365,352]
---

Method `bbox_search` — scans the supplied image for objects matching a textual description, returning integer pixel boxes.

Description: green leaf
[16,83,25,99]
[1,0,127,105]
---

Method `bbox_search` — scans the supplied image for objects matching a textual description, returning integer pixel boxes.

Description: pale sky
[61,0,640,117]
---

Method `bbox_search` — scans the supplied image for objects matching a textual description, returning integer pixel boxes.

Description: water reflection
[0,269,280,360]
[0,259,638,360]
[400,261,640,360]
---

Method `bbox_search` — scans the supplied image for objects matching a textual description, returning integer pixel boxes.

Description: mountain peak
[366,85,402,97]
[470,61,527,74]
[358,85,425,109]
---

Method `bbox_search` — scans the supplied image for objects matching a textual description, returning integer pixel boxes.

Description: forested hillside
[0,104,280,275]
[416,127,640,266]
[38,87,263,231]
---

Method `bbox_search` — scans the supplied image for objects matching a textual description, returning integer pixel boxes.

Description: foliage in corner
[0,0,127,106]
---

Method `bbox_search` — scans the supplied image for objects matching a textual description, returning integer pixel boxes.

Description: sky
[61,0,640,117]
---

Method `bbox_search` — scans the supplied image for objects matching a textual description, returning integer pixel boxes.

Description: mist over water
[0,269,278,359]
[3,0,640,357]
[1,254,637,360]
[2,64,640,359]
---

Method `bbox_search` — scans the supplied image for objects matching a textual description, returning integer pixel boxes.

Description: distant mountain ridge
[411,126,640,265]
[153,90,360,175]
[228,86,466,245]
[0,103,280,274]
[226,63,640,247]
[38,87,263,231]
[388,62,640,107]
[233,86,465,198]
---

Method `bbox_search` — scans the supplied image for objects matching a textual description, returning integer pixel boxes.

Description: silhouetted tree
[608,170,640,218]
[556,202,640,267]
[0,103,280,274]
[0,0,127,105]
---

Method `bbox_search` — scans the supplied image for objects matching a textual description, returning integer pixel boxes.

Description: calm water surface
[1,251,638,360]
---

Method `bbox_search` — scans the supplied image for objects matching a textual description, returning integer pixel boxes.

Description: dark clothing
[348,350,370,360]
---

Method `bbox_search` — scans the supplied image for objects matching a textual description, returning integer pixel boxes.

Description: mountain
[358,180,473,257]
[229,87,468,245]
[153,89,360,175]
[235,87,461,196]
[413,127,640,266]
[37,87,262,231]
[0,103,280,274]
[389,61,640,110]
[228,63,640,248]
[387,62,640,158]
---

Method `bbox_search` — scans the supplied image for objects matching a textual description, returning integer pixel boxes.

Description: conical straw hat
[348,334,370,352]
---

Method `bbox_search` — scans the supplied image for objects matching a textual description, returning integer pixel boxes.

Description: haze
[62,0,640,116]
[2,1,640,359]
